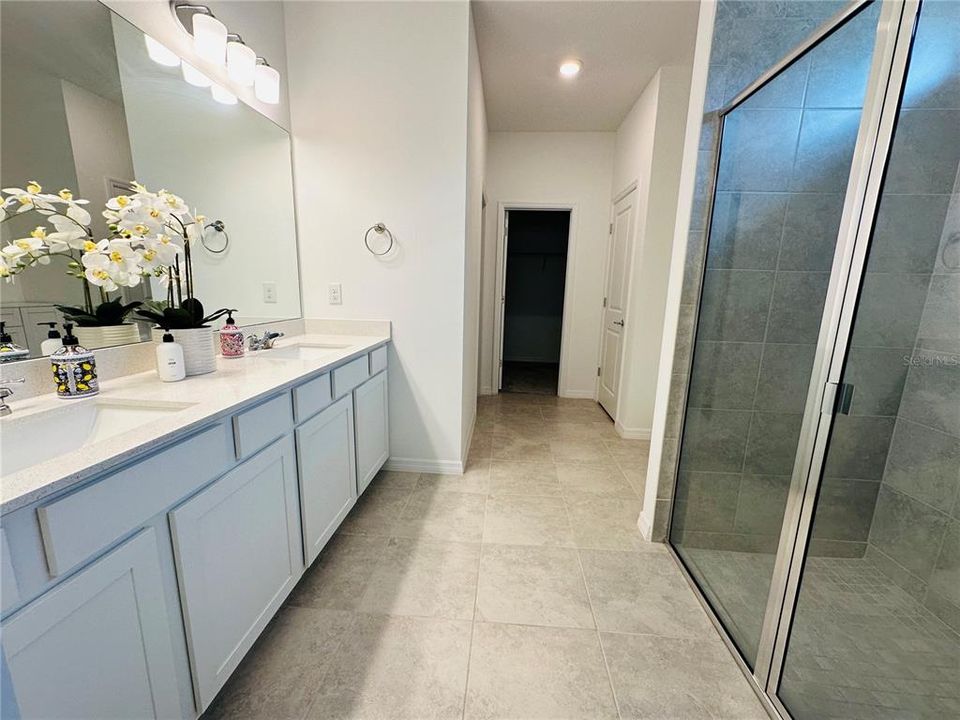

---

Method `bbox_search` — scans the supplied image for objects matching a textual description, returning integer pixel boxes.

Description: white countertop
[0,332,389,515]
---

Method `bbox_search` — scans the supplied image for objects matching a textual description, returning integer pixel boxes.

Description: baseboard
[479,385,495,396]
[461,410,476,468]
[637,508,654,541]
[559,389,596,400]
[615,421,652,440]
[383,457,464,475]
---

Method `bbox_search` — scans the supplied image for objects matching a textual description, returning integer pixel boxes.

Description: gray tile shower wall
[658,0,846,542]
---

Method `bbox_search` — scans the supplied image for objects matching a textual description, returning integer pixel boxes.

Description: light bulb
[559,59,582,78]
[211,83,238,105]
[144,35,180,67]
[254,63,280,104]
[193,13,227,66]
[182,61,212,88]
[227,41,256,87]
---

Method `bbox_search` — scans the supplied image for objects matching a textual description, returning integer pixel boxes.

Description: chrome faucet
[248,330,285,351]
[0,378,26,417]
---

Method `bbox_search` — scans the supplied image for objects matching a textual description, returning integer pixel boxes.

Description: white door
[298,394,357,566]
[354,370,390,495]
[169,437,302,711]
[2,529,184,720]
[598,189,637,418]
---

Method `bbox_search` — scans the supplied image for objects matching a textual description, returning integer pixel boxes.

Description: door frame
[493,202,578,395]
[663,0,923,717]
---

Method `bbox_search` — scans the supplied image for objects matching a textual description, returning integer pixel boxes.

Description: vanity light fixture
[192,12,227,66]
[211,83,238,105]
[144,35,181,67]
[559,59,582,78]
[181,60,212,88]
[254,59,280,105]
[170,2,282,106]
[226,35,257,87]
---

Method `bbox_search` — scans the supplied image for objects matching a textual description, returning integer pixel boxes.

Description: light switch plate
[329,283,342,305]
[262,282,278,304]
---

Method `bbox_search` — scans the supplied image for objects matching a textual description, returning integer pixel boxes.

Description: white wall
[102,0,290,129]
[612,66,693,438]
[480,132,615,398]
[462,12,488,463]
[285,0,473,472]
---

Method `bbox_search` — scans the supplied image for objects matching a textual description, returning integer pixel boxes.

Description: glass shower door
[777,2,960,716]
[669,2,882,670]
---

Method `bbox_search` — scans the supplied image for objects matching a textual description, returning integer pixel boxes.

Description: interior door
[598,189,636,417]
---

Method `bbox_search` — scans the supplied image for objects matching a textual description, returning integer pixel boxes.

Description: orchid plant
[1,180,224,329]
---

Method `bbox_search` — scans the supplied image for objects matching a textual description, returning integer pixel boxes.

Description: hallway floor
[204,395,766,720]
[500,361,559,395]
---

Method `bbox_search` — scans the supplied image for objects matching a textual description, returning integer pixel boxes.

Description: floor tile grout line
[573,545,625,720]
[459,491,489,720]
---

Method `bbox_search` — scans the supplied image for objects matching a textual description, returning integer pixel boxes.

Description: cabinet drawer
[332,356,369,398]
[369,345,388,375]
[293,373,332,423]
[38,422,233,577]
[233,392,294,459]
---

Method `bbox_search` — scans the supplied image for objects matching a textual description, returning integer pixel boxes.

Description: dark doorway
[501,209,570,395]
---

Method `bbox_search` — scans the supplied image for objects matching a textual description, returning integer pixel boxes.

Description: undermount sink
[0,399,194,477]
[258,342,351,361]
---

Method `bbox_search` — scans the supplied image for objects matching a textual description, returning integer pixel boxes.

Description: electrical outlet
[329,283,342,305]
[262,281,278,304]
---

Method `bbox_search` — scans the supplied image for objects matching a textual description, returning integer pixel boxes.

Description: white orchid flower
[2,231,45,259]
[82,253,119,291]
[45,214,88,251]
[106,194,140,212]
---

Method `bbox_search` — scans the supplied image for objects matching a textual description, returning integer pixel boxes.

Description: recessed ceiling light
[559,59,582,78]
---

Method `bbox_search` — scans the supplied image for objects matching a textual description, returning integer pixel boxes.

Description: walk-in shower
[669,0,959,717]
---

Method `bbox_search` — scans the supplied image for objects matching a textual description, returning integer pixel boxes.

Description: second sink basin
[258,342,351,361]
[1,399,195,477]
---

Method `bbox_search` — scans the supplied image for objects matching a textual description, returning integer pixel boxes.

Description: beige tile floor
[204,395,766,720]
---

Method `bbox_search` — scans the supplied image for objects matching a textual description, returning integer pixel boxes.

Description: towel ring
[201,220,229,254]
[364,223,394,256]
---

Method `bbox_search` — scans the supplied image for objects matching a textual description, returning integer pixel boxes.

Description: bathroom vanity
[0,332,390,718]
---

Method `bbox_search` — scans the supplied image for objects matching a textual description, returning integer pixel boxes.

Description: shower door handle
[835,383,855,415]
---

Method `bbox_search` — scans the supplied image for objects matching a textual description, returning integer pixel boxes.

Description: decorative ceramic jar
[73,324,142,350]
[151,327,216,376]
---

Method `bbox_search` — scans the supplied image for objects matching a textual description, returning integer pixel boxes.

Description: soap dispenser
[0,322,30,363]
[50,323,98,398]
[38,322,62,356]
[156,327,186,382]
[219,309,244,359]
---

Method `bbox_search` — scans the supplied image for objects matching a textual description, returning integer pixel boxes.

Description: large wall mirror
[0,0,301,361]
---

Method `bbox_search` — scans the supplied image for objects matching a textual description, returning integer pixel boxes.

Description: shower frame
[664,0,924,717]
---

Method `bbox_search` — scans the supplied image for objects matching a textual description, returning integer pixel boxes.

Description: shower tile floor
[682,548,960,719]
[203,395,766,720]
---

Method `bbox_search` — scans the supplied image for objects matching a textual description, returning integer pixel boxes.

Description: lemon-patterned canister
[50,323,99,399]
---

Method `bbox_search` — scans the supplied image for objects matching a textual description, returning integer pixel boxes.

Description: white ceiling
[473,0,700,132]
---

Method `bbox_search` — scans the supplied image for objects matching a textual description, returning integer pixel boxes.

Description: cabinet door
[1,529,183,720]
[297,395,357,566]
[353,370,389,496]
[169,437,301,711]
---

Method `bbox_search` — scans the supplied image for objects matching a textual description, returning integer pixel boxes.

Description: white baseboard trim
[479,385,495,396]
[559,389,597,400]
[615,421,652,440]
[637,508,654,541]
[383,457,464,475]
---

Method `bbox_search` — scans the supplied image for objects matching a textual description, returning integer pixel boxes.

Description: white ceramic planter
[151,327,216,376]
[73,324,142,350]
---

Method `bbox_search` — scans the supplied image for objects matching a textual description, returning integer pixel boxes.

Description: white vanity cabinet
[354,369,390,496]
[2,528,182,719]
[297,395,357,566]
[0,340,390,720]
[170,435,301,711]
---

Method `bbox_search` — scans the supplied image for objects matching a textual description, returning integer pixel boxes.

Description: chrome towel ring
[200,220,229,254]
[364,223,394,256]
